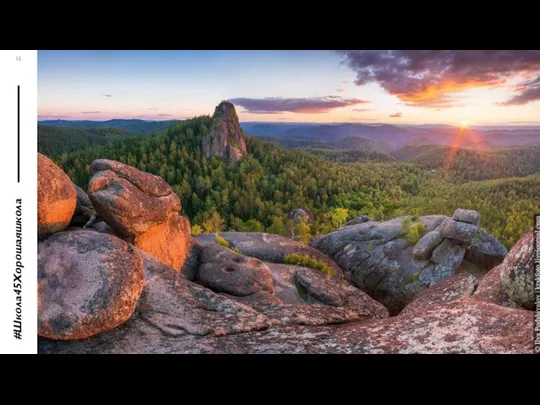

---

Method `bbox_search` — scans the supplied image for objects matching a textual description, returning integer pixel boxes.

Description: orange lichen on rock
[134,214,191,271]
[38,153,77,237]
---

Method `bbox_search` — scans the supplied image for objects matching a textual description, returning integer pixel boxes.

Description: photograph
[33,50,538,354]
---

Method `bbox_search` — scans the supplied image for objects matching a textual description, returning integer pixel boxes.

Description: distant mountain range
[38,119,540,152]
[38,119,182,134]
[241,122,540,150]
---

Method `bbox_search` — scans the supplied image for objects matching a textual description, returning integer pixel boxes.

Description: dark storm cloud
[389,112,402,118]
[336,50,540,107]
[228,96,368,114]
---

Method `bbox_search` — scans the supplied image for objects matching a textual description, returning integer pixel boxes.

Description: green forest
[39,117,540,249]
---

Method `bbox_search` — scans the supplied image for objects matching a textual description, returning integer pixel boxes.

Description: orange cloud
[337,50,540,108]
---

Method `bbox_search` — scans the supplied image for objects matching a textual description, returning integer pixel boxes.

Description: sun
[460,120,469,128]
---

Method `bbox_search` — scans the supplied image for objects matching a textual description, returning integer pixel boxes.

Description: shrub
[401,217,425,244]
[401,218,413,234]
[405,222,425,244]
[231,247,242,254]
[191,224,203,236]
[215,234,230,248]
[284,253,335,276]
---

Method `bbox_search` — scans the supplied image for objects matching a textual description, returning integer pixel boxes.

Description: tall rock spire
[202,101,248,165]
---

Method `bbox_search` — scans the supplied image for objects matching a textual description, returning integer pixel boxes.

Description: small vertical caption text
[14,199,23,340]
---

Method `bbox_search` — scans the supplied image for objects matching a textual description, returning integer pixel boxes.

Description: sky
[38,50,540,126]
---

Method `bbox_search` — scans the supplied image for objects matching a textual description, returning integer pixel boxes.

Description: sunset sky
[38,50,540,126]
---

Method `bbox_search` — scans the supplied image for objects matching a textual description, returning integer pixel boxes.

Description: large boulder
[88,159,181,237]
[471,265,517,308]
[412,230,443,260]
[500,228,535,310]
[202,101,247,165]
[438,218,478,246]
[38,230,144,340]
[196,243,275,296]
[38,153,77,237]
[312,210,504,314]
[452,209,481,226]
[87,159,190,270]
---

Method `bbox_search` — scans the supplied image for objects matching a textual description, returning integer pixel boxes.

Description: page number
[16,56,21,61]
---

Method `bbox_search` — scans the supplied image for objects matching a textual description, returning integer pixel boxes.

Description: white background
[0,50,37,353]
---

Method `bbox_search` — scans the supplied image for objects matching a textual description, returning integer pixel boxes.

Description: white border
[0,50,38,354]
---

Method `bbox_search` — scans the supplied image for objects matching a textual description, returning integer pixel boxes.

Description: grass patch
[231,247,242,254]
[215,234,230,248]
[284,253,335,276]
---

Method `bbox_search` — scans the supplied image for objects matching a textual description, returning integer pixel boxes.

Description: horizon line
[37,118,540,128]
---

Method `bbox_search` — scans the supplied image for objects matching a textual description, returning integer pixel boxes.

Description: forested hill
[39,119,181,134]
[38,125,143,156]
[45,115,540,249]
[392,144,540,182]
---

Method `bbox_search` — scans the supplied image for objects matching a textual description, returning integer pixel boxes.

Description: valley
[38,106,540,250]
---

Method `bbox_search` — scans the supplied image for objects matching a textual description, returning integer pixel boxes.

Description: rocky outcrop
[71,185,97,227]
[471,265,517,308]
[287,208,314,224]
[87,159,190,270]
[196,232,343,277]
[137,259,271,337]
[500,228,535,310]
[38,230,144,340]
[194,235,388,322]
[312,210,505,314]
[38,153,77,237]
[400,273,478,315]
[202,101,247,165]
[37,159,533,354]
[39,298,533,354]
